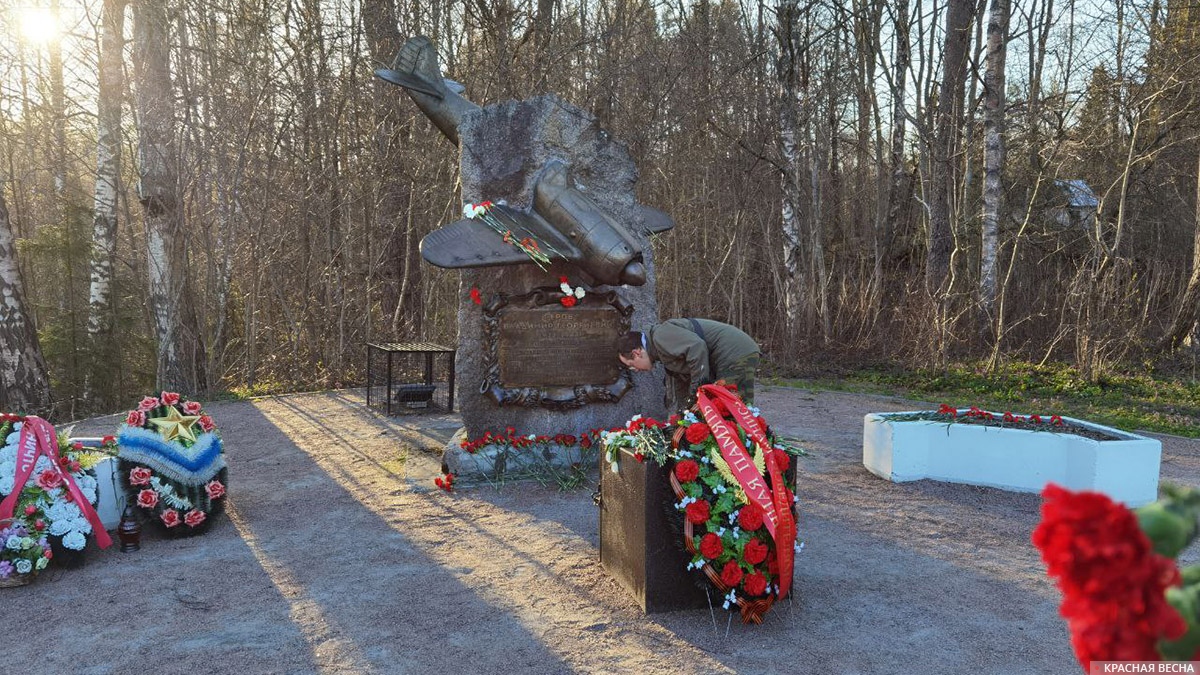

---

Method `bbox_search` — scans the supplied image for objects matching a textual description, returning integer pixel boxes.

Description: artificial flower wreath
[0,414,110,575]
[117,393,226,535]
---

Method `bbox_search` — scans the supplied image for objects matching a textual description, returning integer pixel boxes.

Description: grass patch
[769,361,1200,438]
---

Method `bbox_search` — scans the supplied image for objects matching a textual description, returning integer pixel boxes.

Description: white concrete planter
[862,411,1162,506]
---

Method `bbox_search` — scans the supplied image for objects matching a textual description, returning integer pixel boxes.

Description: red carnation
[699,533,724,560]
[937,404,957,416]
[1032,484,1186,668]
[743,572,768,596]
[685,423,712,445]
[685,500,711,525]
[160,509,181,528]
[560,296,577,308]
[23,505,36,516]
[738,503,764,531]
[101,435,116,445]
[674,459,700,483]
[772,451,790,472]
[720,561,744,588]
[470,287,482,305]
[743,538,768,565]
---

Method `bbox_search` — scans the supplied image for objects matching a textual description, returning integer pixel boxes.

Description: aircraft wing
[636,205,675,234]
[420,204,580,269]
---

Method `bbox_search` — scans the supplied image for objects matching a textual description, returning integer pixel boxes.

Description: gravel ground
[8,386,1197,674]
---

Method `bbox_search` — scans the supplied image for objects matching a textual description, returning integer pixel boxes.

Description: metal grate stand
[366,342,456,415]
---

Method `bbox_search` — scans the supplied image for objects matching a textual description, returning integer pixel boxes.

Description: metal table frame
[366,342,456,415]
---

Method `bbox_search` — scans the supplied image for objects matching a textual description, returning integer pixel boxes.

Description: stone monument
[375,36,669,446]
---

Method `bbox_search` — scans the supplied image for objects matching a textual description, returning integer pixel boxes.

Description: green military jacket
[645,319,759,392]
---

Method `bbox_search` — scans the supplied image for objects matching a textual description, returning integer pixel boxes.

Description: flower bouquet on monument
[0,413,114,574]
[117,393,227,536]
[1033,483,1200,669]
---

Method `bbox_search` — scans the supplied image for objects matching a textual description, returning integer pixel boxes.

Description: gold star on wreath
[148,406,202,444]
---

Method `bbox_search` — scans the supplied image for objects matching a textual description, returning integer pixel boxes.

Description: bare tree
[979,0,1009,328]
[133,0,205,392]
[926,0,977,295]
[85,0,126,399]
[0,186,52,413]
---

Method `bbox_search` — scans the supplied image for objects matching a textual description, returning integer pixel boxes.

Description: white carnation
[462,203,475,218]
[560,283,572,294]
[0,460,14,479]
[48,519,71,536]
[62,531,86,550]
[574,287,585,299]
[33,455,54,473]
[0,475,13,495]
[0,444,16,462]
[71,518,92,534]
[15,559,31,575]
[75,475,97,491]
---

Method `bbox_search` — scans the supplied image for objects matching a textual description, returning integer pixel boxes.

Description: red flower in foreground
[184,509,207,528]
[160,509,181,528]
[720,561,744,588]
[198,415,216,432]
[470,287,482,305]
[137,396,160,412]
[738,503,764,531]
[183,401,203,415]
[1029,415,1043,424]
[743,538,769,565]
[1051,415,1064,426]
[685,423,712,445]
[674,459,700,483]
[700,533,724,560]
[685,500,711,525]
[560,296,577,308]
[1032,484,1186,667]
[937,404,958,416]
[743,572,768,596]
[126,410,146,427]
[161,391,181,406]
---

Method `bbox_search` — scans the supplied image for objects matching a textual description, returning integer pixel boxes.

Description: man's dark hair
[615,331,644,358]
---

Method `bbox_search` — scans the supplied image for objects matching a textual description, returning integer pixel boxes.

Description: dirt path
[8,387,1198,674]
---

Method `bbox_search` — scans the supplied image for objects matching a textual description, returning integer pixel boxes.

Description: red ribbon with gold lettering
[695,384,796,597]
[0,416,112,548]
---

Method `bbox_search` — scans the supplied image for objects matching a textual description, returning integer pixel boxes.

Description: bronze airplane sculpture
[374,36,675,287]
[420,160,673,286]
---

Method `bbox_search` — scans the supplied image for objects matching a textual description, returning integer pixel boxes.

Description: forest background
[2,0,1200,431]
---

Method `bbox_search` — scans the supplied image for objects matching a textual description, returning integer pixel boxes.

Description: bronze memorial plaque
[499,306,621,387]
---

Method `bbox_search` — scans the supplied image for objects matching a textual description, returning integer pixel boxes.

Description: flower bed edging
[862,410,1162,506]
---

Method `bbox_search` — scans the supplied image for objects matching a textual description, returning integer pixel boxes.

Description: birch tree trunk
[775,0,804,339]
[134,0,205,393]
[980,0,1009,327]
[881,0,910,297]
[925,0,976,295]
[86,0,125,346]
[0,187,52,414]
